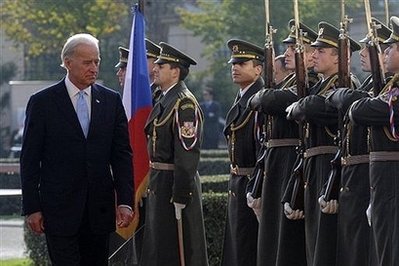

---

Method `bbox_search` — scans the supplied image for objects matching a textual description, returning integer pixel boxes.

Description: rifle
[264,0,276,89]
[249,0,275,199]
[322,0,351,201]
[364,0,386,96]
[289,0,306,211]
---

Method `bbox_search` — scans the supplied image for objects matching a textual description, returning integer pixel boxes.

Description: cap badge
[318,27,324,38]
[232,45,239,53]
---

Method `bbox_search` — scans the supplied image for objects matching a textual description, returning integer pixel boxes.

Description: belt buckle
[231,165,239,175]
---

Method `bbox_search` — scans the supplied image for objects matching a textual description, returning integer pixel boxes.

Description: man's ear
[172,66,180,79]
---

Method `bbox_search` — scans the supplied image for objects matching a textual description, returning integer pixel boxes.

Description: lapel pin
[95,99,100,103]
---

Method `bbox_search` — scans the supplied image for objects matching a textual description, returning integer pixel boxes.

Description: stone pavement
[0,219,26,260]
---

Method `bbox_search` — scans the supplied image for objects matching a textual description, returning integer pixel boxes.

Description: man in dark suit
[20,33,134,266]
[200,87,222,149]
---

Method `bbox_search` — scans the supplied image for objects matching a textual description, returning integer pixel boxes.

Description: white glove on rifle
[318,196,338,214]
[285,101,299,120]
[246,192,262,222]
[174,202,186,220]
[366,203,372,227]
[283,202,304,220]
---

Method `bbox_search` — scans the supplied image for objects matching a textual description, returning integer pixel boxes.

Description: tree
[178,0,364,113]
[0,0,133,88]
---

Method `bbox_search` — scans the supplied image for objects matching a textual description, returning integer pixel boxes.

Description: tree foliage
[178,0,364,112]
[1,0,131,56]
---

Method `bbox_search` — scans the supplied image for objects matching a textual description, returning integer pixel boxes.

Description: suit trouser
[45,210,109,266]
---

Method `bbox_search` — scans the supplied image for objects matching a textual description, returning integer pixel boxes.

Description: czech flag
[118,5,152,240]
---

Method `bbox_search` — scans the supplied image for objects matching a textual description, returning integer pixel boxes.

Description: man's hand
[116,206,134,228]
[174,202,186,220]
[318,196,338,214]
[283,202,304,220]
[246,193,262,222]
[26,211,44,234]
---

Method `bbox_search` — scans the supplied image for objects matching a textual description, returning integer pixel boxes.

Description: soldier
[145,38,162,103]
[349,16,399,266]
[140,42,208,266]
[115,46,129,88]
[274,54,294,87]
[286,21,361,266]
[221,39,265,266]
[326,18,391,266]
[248,19,318,266]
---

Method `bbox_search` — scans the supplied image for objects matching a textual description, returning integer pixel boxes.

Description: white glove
[366,203,372,227]
[246,193,262,222]
[318,196,339,214]
[285,101,299,119]
[283,202,304,220]
[174,202,186,220]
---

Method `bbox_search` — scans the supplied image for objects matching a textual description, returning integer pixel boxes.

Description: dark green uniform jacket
[141,81,209,266]
[350,75,399,266]
[221,77,264,266]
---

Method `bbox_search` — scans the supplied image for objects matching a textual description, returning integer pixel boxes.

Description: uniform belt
[230,164,254,176]
[266,138,299,148]
[370,151,399,162]
[304,146,338,158]
[149,161,175,170]
[341,155,369,166]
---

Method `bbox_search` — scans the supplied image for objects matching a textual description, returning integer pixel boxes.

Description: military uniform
[221,39,265,266]
[350,16,399,266]
[287,21,361,266]
[140,43,208,266]
[249,20,319,266]
[326,18,391,266]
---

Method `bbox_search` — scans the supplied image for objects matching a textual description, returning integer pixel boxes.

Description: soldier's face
[147,57,156,83]
[64,43,100,89]
[231,60,262,88]
[359,46,371,72]
[153,63,179,90]
[312,47,338,77]
[384,43,399,73]
[284,44,296,70]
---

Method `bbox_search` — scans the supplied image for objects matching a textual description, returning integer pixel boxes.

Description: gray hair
[60,33,99,68]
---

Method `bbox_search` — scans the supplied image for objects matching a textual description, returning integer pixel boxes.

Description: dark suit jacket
[20,79,133,236]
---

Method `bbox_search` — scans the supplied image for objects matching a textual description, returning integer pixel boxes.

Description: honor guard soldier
[115,46,129,88]
[286,21,361,266]
[326,17,391,266]
[141,42,209,266]
[145,38,162,104]
[248,19,319,266]
[350,16,399,266]
[221,39,265,266]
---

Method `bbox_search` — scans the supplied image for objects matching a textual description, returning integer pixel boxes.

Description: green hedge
[203,192,228,266]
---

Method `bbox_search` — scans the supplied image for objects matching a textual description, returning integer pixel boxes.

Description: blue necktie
[77,91,89,138]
